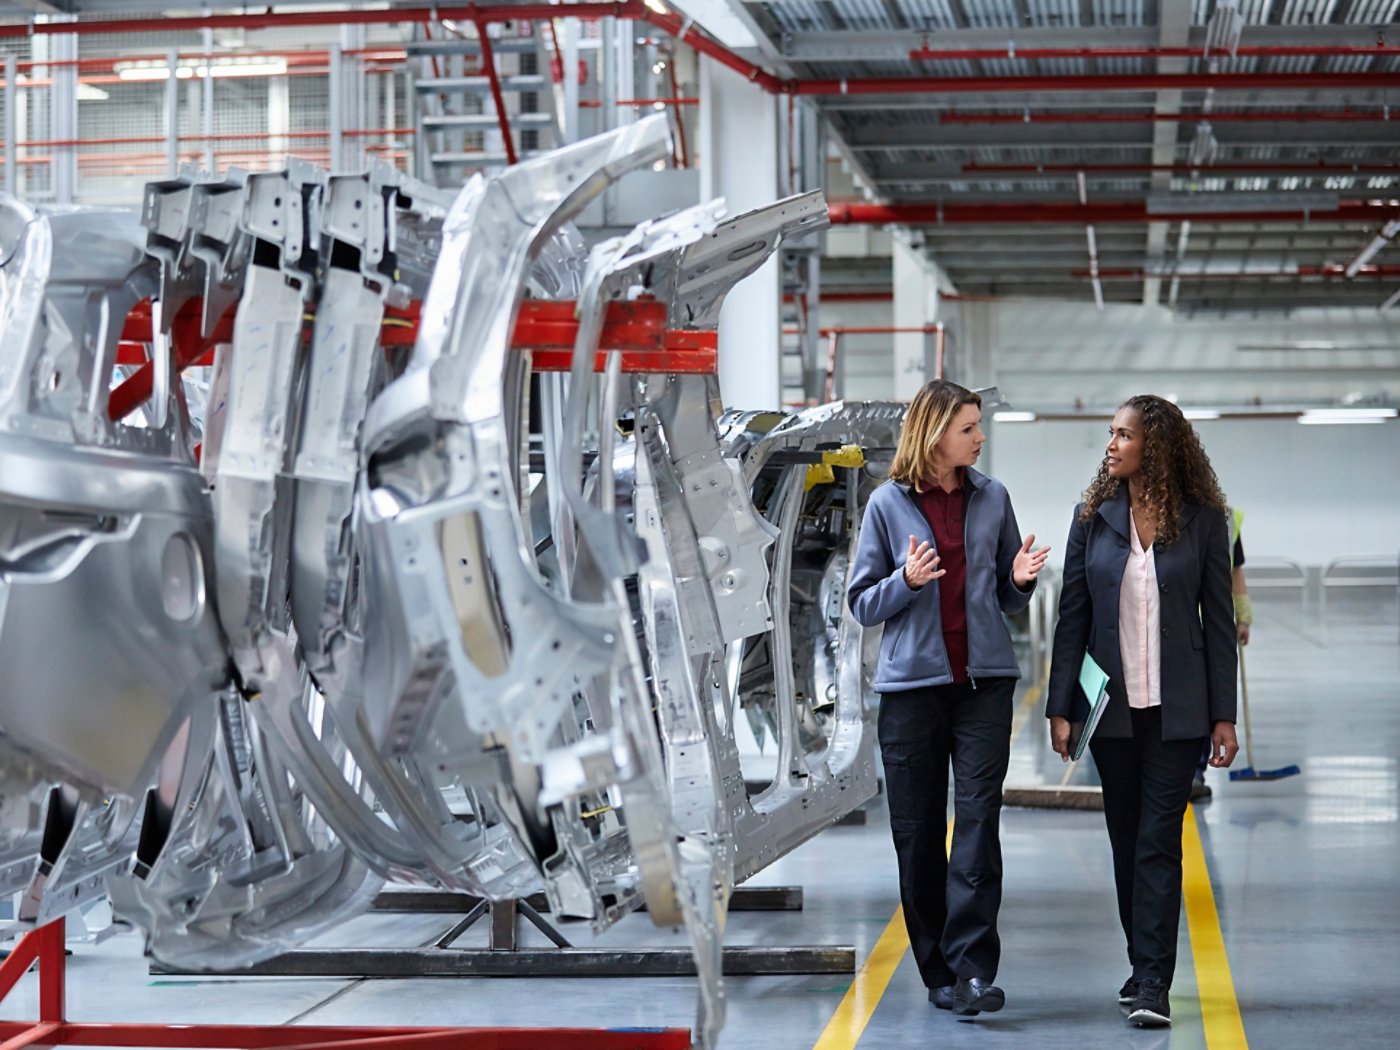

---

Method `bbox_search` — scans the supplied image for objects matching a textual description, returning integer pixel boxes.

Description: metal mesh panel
[210,77,277,171]
[76,80,167,204]
[289,73,331,168]
[19,74,52,201]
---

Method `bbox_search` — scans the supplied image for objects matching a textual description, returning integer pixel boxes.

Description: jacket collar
[893,466,990,497]
[1097,485,1130,539]
[1098,485,1205,540]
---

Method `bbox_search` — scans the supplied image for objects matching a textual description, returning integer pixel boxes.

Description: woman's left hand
[1209,721,1240,768]
[1013,534,1051,589]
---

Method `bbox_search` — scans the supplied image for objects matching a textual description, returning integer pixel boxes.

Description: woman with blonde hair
[848,379,1049,1017]
[1046,394,1238,1028]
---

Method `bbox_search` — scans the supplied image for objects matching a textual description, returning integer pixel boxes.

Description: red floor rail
[0,918,692,1048]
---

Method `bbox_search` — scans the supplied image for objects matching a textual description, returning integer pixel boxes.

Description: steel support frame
[0,918,692,1048]
[151,883,851,979]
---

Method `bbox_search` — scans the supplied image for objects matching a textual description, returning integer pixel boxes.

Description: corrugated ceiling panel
[1281,0,1338,23]
[1092,0,1148,26]
[1237,0,1275,24]
[1346,0,1400,22]
[765,2,828,32]
[1035,57,1091,75]
[830,0,897,31]
[897,0,961,28]
[1027,0,1082,26]
[1325,55,1374,72]
[960,0,1021,29]
[918,58,979,76]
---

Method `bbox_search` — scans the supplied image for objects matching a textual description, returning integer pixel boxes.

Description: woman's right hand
[903,535,945,589]
[1049,716,1073,763]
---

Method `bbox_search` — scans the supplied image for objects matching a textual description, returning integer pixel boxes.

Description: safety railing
[1243,556,1308,622]
[1319,555,1400,633]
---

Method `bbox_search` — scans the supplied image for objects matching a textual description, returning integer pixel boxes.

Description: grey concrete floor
[0,588,1395,1048]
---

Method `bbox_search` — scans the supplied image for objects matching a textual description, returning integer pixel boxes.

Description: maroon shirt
[917,471,969,684]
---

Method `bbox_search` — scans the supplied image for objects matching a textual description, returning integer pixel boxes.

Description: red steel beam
[1074,264,1400,280]
[942,109,1397,124]
[962,161,1400,175]
[910,44,1400,61]
[2,5,1395,98]
[826,201,1400,225]
[109,298,717,421]
[784,72,1400,95]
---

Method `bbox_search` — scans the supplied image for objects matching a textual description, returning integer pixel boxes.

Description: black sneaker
[1190,775,1212,801]
[1127,979,1171,1027]
[1118,976,1139,1004]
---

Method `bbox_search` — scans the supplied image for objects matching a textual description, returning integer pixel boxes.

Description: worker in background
[1045,394,1239,1028]
[1192,507,1250,801]
[847,379,1049,1019]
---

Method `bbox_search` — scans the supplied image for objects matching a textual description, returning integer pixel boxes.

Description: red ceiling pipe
[0,4,640,39]
[943,109,1396,124]
[910,44,1400,61]
[827,201,1400,225]
[5,5,1397,101]
[786,72,1400,95]
[1074,264,1400,280]
[964,162,1400,174]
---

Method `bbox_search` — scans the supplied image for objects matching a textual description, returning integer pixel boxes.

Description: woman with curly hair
[1045,394,1239,1028]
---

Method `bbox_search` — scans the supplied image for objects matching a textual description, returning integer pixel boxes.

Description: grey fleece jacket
[847,468,1035,692]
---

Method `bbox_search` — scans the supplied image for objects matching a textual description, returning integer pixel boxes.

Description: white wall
[986,416,1400,569]
[985,298,1400,409]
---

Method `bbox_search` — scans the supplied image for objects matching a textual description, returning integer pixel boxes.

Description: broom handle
[1238,641,1256,770]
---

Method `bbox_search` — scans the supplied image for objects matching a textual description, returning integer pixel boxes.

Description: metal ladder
[410,20,561,183]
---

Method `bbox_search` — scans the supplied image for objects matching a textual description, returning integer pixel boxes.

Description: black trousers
[1089,706,1205,986]
[877,678,1013,987]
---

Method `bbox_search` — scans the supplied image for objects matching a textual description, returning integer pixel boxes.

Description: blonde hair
[889,380,982,492]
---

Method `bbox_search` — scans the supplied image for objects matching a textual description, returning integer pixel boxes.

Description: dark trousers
[877,678,1013,987]
[1089,706,1205,986]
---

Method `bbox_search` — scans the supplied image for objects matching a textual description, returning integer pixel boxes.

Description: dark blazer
[1046,487,1237,741]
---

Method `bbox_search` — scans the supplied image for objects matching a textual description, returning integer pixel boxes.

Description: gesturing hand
[903,535,945,589]
[1013,533,1051,589]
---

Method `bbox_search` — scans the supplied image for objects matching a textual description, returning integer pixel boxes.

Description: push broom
[1228,642,1300,782]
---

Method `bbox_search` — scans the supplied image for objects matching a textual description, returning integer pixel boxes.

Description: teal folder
[1069,653,1110,761]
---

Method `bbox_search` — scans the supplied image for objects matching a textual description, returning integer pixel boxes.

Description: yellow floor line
[814,684,1041,1049]
[1182,804,1249,1050]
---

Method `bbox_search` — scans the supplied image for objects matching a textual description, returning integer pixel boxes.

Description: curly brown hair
[1079,394,1228,546]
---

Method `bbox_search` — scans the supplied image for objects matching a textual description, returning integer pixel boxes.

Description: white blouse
[1118,508,1162,710]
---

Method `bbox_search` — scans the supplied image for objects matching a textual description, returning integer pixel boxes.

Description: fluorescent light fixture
[992,411,1037,423]
[76,83,109,101]
[644,0,669,13]
[1380,287,1400,313]
[1297,408,1398,425]
[115,57,288,82]
[1182,409,1221,420]
[1345,217,1400,278]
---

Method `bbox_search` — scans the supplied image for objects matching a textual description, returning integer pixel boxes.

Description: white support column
[699,59,781,409]
[164,49,179,177]
[4,56,17,196]
[202,29,215,171]
[47,23,78,203]
[892,232,939,398]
